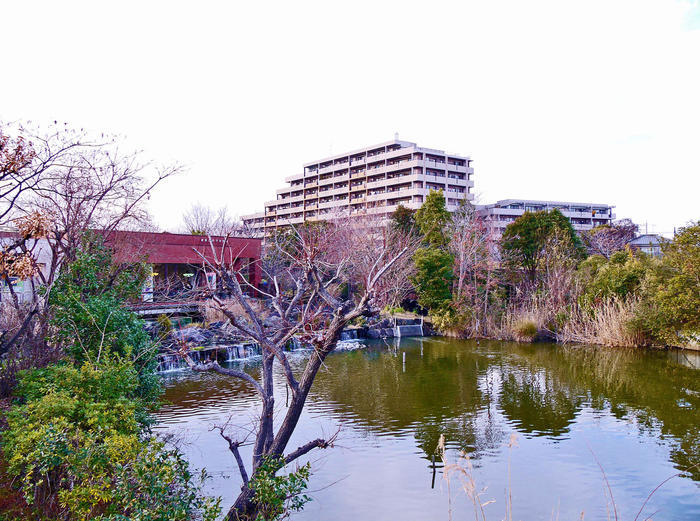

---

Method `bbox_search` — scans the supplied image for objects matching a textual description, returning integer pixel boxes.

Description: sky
[2,0,699,236]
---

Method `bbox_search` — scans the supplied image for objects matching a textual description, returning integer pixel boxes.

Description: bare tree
[179,216,417,520]
[0,121,179,387]
[182,203,248,237]
[581,219,638,258]
[447,201,498,335]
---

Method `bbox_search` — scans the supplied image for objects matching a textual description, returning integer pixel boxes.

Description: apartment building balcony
[304,181,318,188]
[325,186,349,196]
[318,200,337,209]
[366,162,387,172]
[349,183,366,192]
[350,171,366,179]
[320,173,348,185]
[365,191,388,202]
[284,173,304,183]
[386,158,416,170]
[283,194,304,204]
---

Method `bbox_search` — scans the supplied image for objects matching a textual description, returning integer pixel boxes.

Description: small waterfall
[287,337,303,351]
[392,324,424,338]
[224,342,261,362]
[340,329,358,341]
[157,350,201,372]
[157,336,316,373]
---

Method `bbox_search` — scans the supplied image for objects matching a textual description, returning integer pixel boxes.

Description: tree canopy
[501,209,585,282]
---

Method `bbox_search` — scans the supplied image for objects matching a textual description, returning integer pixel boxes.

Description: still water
[155,339,700,520]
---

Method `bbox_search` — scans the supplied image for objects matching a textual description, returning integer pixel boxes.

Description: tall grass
[559,298,649,348]
[497,296,556,343]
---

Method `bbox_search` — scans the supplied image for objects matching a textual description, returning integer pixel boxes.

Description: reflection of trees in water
[499,370,582,436]
[496,343,700,480]
[308,339,699,481]
[159,339,699,482]
[160,368,260,410]
[309,341,509,460]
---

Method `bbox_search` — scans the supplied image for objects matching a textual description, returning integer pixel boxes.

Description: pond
[155,338,700,521]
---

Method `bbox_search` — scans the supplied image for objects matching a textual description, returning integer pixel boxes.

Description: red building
[109,231,262,303]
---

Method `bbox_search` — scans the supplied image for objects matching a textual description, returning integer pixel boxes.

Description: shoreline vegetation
[400,190,699,352]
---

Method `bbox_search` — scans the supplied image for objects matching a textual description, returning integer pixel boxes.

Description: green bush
[1,234,220,519]
[636,222,700,345]
[431,305,470,335]
[382,305,406,315]
[2,358,220,520]
[411,248,454,312]
[156,313,173,336]
[577,250,653,310]
[250,457,311,521]
[48,235,160,407]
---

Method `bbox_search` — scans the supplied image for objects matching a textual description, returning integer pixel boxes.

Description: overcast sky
[2,0,699,235]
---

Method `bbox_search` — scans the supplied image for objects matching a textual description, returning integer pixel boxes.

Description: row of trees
[394,189,699,348]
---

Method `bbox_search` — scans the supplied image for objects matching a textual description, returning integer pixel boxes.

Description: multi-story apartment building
[477,199,616,237]
[242,138,474,233]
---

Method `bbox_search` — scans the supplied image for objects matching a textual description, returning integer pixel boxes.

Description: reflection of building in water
[667,347,700,370]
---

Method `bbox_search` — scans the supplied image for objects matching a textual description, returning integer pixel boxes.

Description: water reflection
[157,339,699,520]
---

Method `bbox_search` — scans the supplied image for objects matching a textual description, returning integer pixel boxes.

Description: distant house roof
[627,234,666,247]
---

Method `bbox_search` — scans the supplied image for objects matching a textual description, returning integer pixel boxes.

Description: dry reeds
[559,298,649,348]
[498,297,555,343]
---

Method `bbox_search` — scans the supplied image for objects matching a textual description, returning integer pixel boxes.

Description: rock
[172,326,209,344]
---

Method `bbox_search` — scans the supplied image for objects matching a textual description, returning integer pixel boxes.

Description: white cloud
[1,0,698,235]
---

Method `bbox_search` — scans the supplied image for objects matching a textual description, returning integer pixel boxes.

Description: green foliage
[350,315,367,328]
[501,209,585,281]
[415,190,451,249]
[577,250,653,309]
[249,457,311,521]
[390,204,416,234]
[382,305,406,315]
[431,304,470,334]
[156,313,173,336]
[48,235,159,404]
[411,248,454,311]
[637,222,700,345]
[2,358,220,520]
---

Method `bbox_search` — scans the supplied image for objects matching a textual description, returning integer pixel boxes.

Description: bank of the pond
[155,338,699,521]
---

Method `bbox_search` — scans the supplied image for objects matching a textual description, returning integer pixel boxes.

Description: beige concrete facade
[242,138,474,232]
[477,199,616,237]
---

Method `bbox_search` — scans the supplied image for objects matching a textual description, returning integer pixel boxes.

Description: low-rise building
[242,137,474,233]
[477,199,616,237]
[1,231,262,310]
[626,234,666,257]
